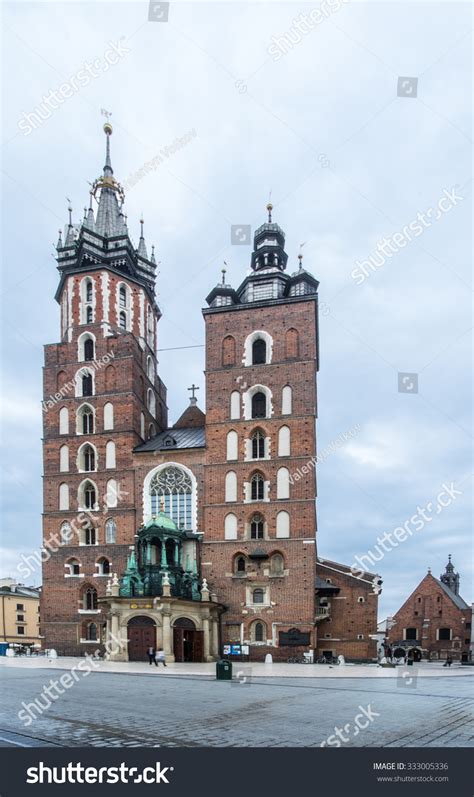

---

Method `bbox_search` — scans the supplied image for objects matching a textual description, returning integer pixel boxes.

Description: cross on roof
[188,384,199,400]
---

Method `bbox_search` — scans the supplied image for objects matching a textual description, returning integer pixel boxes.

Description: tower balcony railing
[315,605,330,620]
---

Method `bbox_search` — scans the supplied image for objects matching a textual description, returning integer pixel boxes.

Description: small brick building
[387,557,472,661]
[40,124,380,662]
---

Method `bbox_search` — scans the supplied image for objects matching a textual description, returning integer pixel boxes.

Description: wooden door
[173,627,184,662]
[192,630,204,662]
[128,625,155,661]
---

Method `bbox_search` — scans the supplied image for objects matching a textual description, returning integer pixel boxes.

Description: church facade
[40,124,380,662]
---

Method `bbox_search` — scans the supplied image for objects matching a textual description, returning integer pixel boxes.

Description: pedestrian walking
[155,648,167,667]
[147,646,157,666]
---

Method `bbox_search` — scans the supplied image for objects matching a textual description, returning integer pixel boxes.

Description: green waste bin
[216,659,232,680]
[407,659,413,666]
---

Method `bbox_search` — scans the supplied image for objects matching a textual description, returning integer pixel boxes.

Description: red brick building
[387,557,472,661]
[40,125,380,662]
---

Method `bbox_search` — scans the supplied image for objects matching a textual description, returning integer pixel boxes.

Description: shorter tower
[440,555,460,596]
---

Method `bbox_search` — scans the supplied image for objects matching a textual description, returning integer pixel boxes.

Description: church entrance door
[127,616,156,661]
[173,618,204,662]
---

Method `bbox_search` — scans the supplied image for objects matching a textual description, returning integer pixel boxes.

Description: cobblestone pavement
[0,667,472,748]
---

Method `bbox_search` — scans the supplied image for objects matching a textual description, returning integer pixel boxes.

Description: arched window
[276,510,290,538]
[250,513,264,539]
[79,444,96,472]
[81,278,94,325]
[105,365,116,391]
[225,471,237,502]
[147,389,156,417]
[119,285,127,308]
[282,385,292,415]
[106,479,118,508]
[86,622,98,641]
[148,423,156,439]
[271,553,284,575]
[252,588,264,604]
[252,338,266,365]
[60,522,72,545]
[251,391,266,419]
[277,467,290,499]
[82,526,97,545]
[96,557,110,575]
[59,407,69,435]
[83,587,98,611]
[251,429,265,459]
[140,411,145,439]
[105,440,116,469]
[285,328,299,359]
[226,430,238,461]
[105,518,117,544]
[77,404,94,435]
[250,472,264,501]
[59,444,69,472]
[222,335,236,367]
[119,311,127,331]
[80,480,97,511]
[147,356,154,382]
[59,483,69,510]
[85,280,93,303]
[82,372,93,397]
[86,306,93,324]
[278,425,291,456]
[253,621,265,642]
[104,402,114,430]
[224,513,238,540]
[84,338,94,361]
[235,555,246,574]
[66,558,80,576]
[150,466,193,530]
[230,391,240,420]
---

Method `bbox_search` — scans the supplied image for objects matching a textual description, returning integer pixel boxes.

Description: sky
[1,1,472,620]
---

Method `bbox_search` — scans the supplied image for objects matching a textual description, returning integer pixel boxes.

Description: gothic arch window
[230,391,240,420]
[82,373,93,396]
[57,370,67,391]
[106,479,118,508]
[105,518,117,544]
[147,389,156,417]
[59,407,69,435]
[282,385,292,415]
[59,444,69,472]
[80,525,97,546]
[252,338,266,365]
[86,306,93,324]
[234,554,246,574]
[148,423,156,439]
[285,328,299,359]
[85,622,98,641]
[59,483,69,511]
[250,472,264,501]
[277,467,290,499]
[251,620,266,643]
[226,430,238,461]
[119,311,127,331]
[85,280,93,303]
[78,443,96,472]
[224,513,238,540]
[96,557,110,575]
[147,356,154,382]
[225,471,237,502]
[276,510,290,538]
[222,335,236,368]
[270,553,284,575]
[81,278,94,325]
[105,440,116,469]
[103,402,114,430]
[79,479,97,511]
[77,403,94,435]
[119,285,127,308]
[250,513,264,540]
[251,391,266,419]
[60,522,72,545]
[146,306,154,348]
[140,411,145,439]
[251,429,265,459]
[278,425,291,456]
[149,466,193,530]
[66,557,80,576]
[82,586,98,611]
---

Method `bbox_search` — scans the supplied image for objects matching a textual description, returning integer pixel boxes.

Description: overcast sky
[1,1,472,619]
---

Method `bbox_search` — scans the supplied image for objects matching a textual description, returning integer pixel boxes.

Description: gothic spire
[65,204,75,245]
[103,120,113,176]
[137,217,148,259]
[93,122,126,238]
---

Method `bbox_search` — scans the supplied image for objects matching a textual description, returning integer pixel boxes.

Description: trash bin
[216,659,232,680]
[407,659,413,666]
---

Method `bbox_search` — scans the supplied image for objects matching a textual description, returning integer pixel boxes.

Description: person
[155,648,167,667]
[447,656,453,667]
[147,646,156,666]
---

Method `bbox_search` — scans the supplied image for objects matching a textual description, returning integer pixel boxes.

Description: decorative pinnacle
[266,201,273,223]
[140,217,144,237]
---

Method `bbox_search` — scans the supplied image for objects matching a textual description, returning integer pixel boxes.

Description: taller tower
[202,205,320,658]
[41,124,167,654]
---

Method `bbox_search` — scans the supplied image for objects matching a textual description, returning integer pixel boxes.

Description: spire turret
[137,217,148,259]
[440,555,460,595]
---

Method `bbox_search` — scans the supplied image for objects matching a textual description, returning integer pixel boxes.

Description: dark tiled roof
[434,577,470,611]
[134,427,205,453]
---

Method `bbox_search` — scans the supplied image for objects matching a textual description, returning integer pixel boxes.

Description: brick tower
[41,123,167,654]
[202,204,320,659]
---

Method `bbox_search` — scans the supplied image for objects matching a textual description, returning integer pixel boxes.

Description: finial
[448,554,452,562]
[67,203,73,226]
[188,384,199,403]
[140,217,144,237]
[56,229,63,249]
[221,267,226,285]
[266,202,273,223]
[428,567,431,574]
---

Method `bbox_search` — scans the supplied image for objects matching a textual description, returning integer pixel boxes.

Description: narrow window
[251,391,266,419]
[250,513,264,539]
[254,622,264,642]
[251,430,265,459]
[251,473,264,501]
[119,286,127,308]
[252,339,266,365]
[84,338,94,361]
[86,306,93,324]
[82,373,93,397]
[253,588,264,604]
[119,311,127,331]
